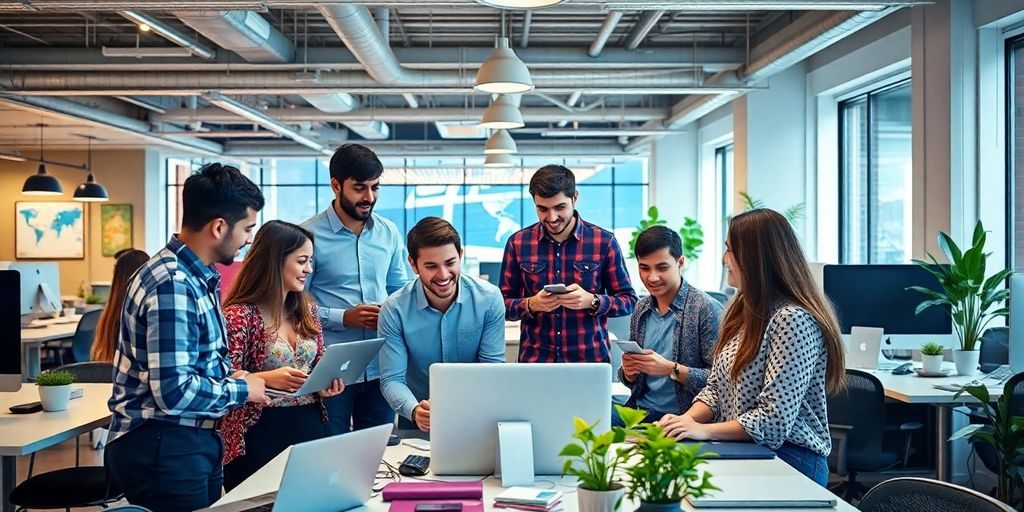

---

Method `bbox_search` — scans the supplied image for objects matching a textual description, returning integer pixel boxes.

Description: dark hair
[407,216,462,260]
[113,247,133,259]
[529,165,576,198]
[329,143,384,184]
[635,225,682,259]
[92,249,149,362]
[181,163,264,231]
[224,220,319,341]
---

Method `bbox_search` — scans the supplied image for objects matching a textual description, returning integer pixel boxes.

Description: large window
[164,158,649,264]
[839,79,912,264]
[1009,37,1024,270]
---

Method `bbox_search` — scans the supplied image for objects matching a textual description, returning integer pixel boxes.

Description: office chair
[979,327,1009,373]
[105,507,153,512]
[826,369,922,502]
[858,477,1014,512]
[10,361,122,512]
[70,308,102,364]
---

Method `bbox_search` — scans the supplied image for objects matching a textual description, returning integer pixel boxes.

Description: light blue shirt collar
[325,201,376,235]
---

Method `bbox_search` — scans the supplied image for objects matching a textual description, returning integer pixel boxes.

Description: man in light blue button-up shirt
[379,217,506,432]
[302,143,411,435]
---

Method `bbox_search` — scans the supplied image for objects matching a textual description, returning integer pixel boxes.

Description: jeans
[323,379,395,435]
[775,442,829,487]
[105,420,223,512]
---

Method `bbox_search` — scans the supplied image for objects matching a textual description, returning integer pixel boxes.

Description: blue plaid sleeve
[144,278,248,416]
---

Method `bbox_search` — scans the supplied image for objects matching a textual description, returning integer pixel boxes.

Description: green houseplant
[909,221,1011,376]
[34,369,75,412]
[951,384,1024,507]
[560,406,646,512]
[628,206,704,262]
[919,342,945,374]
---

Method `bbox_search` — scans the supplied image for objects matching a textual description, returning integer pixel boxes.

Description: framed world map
[15,201,85,259]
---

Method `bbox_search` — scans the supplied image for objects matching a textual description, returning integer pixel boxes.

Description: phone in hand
[614,340,645,355]
[543,283,569,294]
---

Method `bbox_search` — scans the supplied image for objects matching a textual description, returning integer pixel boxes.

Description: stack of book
[493,487,564,512]
[381,481,484,512]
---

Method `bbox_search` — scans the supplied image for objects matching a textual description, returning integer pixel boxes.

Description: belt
[196,418,222,430]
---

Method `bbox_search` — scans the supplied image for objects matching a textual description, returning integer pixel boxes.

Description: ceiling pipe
[0,0,931,10]
[224,140,627,158]
[152,106,668,124]
[556,91,583,127]
[624,10,663,50]
[588,11,623,58]
[520,10,532,49]
[118,11,216,60]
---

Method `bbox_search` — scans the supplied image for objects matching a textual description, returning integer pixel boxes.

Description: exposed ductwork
[152,106,669,124]
[0,1,932,11]
[224,140,628,158]
[588,12,623,58]
[624,10,664,50]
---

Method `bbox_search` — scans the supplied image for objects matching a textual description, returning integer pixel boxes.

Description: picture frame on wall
[101,204,133,257]
[15,201,85,259]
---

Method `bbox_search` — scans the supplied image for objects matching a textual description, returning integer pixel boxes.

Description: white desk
[0,383,112,512]
[216,440,855,512]
[20,318,79,380]
[862,361,1004,482]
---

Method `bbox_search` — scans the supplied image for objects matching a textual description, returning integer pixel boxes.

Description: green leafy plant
[619,407,719,504]
[34,369,75,386]
[952,384,1024,506]
[920,342,944,357]
[628,206,704,262]
[560,405,646,492]
[909,221,1012,351]
[85,294,104,304]
[737,191,806,225]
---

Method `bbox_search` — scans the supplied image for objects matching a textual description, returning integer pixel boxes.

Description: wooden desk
[20,318,79,381]
[0,383,112,512]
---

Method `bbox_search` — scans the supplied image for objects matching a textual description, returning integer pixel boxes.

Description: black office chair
[979,327,1009,373]
[10,361,121,511]
[857,477,1014,512]
[70,308,102,364]
[973,372,1024,483]
[105,507,153,512]
[827,369,922,501]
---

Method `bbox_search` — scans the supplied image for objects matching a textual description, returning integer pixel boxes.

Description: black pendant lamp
[74,136,109,202]
[22,124,62,196]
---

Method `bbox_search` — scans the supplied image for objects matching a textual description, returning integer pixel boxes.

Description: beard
[340,195,375,221]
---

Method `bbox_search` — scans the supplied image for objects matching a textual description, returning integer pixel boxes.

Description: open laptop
[266,337,385,398]
[844,326,895,370]
[687,475,838,508]
[680,441,775,459]
[201,423,392,512]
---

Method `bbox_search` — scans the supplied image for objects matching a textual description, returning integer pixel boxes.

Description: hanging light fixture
[74,136,109,202]
[475,0,566,8]
[484,129,517,154]
[484,153,515,168]
[474,37,534,94]
[481,95,525,129]
[22,124,62,196]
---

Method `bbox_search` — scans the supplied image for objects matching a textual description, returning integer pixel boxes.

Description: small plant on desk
[34,369,75,412]
[560,405,646,512]
[920,342,945,374]
[34,369,74,387]
[952,384,1024,508]
[920,342,944,357]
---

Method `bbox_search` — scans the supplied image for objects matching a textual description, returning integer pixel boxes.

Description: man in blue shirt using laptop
[303,143,411,435]
[379,217,506,431]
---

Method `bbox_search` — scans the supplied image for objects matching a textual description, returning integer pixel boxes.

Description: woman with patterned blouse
[220,220,345,491]
[658,208,845,486]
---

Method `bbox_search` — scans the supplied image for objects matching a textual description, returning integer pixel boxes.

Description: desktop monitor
[823,264,955,349]
[1010,274,1024,373]
[8,262,61,323]
[430,363,611,476]
[0,270,22,391]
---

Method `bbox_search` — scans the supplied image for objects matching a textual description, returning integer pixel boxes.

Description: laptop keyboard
[240,504,274,512]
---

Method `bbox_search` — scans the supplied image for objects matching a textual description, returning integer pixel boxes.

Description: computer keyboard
[987,365,1014,386]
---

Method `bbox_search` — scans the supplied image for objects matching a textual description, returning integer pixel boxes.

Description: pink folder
[381,482,484,501]
[388,499,485,512]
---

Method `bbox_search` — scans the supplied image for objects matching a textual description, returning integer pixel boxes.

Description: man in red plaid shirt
[499,165,638,363]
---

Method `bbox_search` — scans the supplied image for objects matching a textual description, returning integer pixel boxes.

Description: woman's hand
[257,367,307,392]
[657,414,711,441]
[319,379,345,398]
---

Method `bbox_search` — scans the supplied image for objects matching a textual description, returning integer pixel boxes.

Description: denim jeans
[775,442,829,487]
[323,379,396,435]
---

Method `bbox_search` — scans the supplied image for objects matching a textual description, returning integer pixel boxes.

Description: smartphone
[543,283,569,294]
[415,504,462,512]
[614,340,645,355]
[9,401,42,414]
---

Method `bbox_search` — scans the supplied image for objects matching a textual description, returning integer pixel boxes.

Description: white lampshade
[484,153,515,168]
[484,129,517,154]
[475,0,566,8]
[474,37,534,94]
[481,95,525,129]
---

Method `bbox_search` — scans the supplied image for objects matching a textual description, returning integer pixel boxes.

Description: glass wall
[1009,37,1024,270]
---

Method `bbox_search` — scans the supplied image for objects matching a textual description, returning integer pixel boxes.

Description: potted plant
[560,405,646,512]
[619,409,718,512]
[919,342,945,374]
[628,207,704,263]
[35,369,75,412]
[909,220,1012,377]
[951,384,1024,507]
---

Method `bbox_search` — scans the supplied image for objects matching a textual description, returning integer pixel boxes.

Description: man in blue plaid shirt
[105,163,270,512]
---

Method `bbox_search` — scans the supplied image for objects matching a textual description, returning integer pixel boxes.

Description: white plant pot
[953,349,980,377]
[38,384,71,412]
[578,484,625,512]
[921,354,944,374]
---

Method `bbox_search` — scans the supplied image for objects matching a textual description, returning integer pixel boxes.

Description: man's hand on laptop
[258,366,308,392]
[319,378,346,398]
[244,374,271,404]
[413,400,431,432]
[344,304,381,330]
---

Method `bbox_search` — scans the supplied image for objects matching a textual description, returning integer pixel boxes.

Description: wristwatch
[670,363,680,381]
[588,295,600,314]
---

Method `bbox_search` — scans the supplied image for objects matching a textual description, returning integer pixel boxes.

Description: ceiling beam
[151,107,669,124]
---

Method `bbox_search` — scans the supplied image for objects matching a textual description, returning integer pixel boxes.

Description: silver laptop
[844,326,891,370]
[202,423,392,512]
[266,337,385,398]
[687,475,838,508]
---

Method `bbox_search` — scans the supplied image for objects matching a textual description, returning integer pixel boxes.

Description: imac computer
[4,262,61,326]
[823,264,955,351]
[430,363,611,477]
[1010,274,1024,373]
[0,270,22,391]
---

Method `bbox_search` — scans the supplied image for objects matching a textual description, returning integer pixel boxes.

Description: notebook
[381,482,484,501]
[686,476,838,508]
[679,441,776,459]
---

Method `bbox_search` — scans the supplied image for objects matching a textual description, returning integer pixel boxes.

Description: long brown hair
[716,209,846,392]
[223,220,319,340]
[91,249,149,362]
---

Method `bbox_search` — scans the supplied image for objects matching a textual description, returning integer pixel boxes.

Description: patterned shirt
[107,236,248,443]
[694,304,832,456]
[499,213,637,363]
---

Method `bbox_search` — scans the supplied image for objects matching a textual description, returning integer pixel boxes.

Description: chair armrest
[828,424,852,476]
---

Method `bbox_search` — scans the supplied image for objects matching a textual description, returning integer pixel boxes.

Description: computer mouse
[387,434,401,447]
[891,362,914,375]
